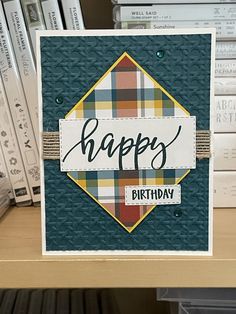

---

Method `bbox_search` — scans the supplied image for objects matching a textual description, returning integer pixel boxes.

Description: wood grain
[0,207,235,288]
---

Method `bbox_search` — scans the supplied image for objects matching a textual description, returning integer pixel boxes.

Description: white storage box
[157,288,236,305]
[214,172,236,208]
[179,304,236,314]
[214,134,236,171]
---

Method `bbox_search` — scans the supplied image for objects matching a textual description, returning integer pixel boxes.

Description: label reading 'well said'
[60,117,196,172]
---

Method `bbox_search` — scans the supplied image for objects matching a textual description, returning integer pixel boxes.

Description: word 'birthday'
[125,185,181,205]
[62,118,182,170]
[132,188,174,201]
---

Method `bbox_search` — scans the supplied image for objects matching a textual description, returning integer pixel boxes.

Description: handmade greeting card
[38,29,214,255]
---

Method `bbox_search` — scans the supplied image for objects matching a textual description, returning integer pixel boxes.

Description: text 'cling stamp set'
[38,29,215,255]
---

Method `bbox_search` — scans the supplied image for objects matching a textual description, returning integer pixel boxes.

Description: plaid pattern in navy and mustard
[67,52,189,232]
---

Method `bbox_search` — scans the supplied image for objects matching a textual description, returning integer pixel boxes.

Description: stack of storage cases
[112,0,236,208]
[156,288,236,313]
[113,1,236,34]
[214,42,236,208]
[0,0,85,210]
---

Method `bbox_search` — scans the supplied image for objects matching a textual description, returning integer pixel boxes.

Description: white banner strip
[125,185,181,206]
[60,117,196,172]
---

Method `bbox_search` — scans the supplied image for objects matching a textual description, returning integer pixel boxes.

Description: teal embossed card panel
[38,29,215,255]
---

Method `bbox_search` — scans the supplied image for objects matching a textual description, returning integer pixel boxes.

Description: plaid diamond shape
[66,52,190,232]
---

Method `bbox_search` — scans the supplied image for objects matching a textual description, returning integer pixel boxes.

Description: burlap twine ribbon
[42,130,211,160]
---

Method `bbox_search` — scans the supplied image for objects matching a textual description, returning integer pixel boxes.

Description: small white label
[214,96,236,132]
[214,134,236,171]
[60,117,196,172]
[125,185,181,205]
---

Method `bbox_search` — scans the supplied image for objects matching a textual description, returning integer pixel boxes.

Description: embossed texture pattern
[41,34,211,252]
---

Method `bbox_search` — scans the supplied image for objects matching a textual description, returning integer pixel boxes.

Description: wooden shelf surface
[0,206,236,288]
